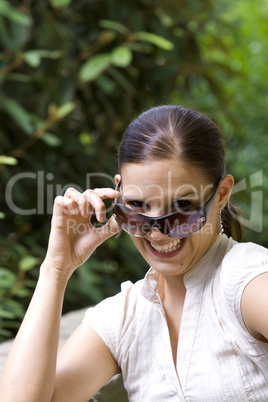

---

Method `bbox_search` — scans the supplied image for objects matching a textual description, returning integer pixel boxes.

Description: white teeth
[150,238,184,253]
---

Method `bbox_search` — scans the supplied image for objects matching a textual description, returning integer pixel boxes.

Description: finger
[80,189,120,221]
[80,189,106,221]
[54,195,79,216]
[64,188,102,221]
[60,187,120,221]
[62,187,83,216]
[90,188,120,222]
[92,188,120,200]
[96,215,121,242]
[64,187,82,203]
[50,196,78,230]
[65,187,119,201]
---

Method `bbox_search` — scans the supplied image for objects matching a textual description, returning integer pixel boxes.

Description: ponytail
[221,202,244,242]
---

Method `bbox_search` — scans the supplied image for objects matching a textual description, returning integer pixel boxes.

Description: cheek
[202,209,219,235]
[129,235,145,251]
[129,236,152,262]
[191,208,219,239]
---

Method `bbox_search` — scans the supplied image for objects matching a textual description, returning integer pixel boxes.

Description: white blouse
[83,235,268,401]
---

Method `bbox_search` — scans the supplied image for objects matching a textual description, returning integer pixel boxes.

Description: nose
[146,226,166,242]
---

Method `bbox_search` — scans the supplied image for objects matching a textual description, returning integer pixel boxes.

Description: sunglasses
[112,176,223,238]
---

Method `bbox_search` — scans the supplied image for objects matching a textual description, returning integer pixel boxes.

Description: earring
[218,209,224,234]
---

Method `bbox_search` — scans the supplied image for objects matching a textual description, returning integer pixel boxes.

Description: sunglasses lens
[113,205,150,236]
[113,204,206,238]
[167,211,205,237]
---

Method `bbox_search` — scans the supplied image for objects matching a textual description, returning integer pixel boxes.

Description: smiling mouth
[150,238,184,253]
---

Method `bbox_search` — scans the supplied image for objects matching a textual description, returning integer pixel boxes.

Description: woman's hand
[42,187,120,280]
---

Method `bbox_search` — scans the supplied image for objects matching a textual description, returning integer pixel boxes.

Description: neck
[158,273,186,306]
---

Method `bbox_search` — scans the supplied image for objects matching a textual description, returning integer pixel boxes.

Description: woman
[1,105,268,401]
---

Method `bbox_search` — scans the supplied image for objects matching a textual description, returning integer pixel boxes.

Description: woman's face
[118,159,228,280]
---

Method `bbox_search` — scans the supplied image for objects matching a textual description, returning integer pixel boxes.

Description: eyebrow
[122,191,198,202]
[122,196,145,202]
[173,192,197,199]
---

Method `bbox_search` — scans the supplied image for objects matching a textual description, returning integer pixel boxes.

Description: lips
[150,238,184,253]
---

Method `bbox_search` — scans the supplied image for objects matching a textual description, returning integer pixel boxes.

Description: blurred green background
[0,0,268,341]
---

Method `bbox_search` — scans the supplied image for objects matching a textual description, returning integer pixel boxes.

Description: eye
[172,199,195,212]
[125,200,149,212]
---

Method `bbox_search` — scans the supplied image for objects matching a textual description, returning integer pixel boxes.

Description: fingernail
[100,213,106,222]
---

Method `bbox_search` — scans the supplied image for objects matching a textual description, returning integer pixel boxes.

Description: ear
[114,174,121,185]
[217,174,234,210]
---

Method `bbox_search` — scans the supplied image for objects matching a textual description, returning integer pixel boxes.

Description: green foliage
[0,156,18,165]
[50,0,72,8]
[78,21,174,82]
[177,0,268,246]
[0,0,267,341]
[0,0,32,26]
[0,243,38,340]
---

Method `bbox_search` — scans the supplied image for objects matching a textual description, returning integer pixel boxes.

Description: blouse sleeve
[220,241,268,332]
[82,280,135,363]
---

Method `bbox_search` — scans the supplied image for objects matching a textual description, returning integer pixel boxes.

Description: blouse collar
[183,234,232,289]
[142,234,234,301]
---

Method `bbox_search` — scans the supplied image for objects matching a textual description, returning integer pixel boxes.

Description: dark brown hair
[118,105,243,241]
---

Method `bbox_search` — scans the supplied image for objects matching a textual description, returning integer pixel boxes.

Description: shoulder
[224,240,268,263]
[83,277,145,326]
[219,240,268,315]
[82,276,147,350]
[221,241,268,286]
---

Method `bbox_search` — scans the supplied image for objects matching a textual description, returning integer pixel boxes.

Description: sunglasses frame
[112,175,223,238]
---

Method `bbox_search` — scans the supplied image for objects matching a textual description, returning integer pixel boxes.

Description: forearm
[0,188,120,401]
[0,263,68,402]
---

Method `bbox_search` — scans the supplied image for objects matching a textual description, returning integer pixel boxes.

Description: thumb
[96,215,121,242]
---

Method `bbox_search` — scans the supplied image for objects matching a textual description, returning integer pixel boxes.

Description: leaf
[135,32,174,51]
[24,50,63,68]
[0,1,32,26]
[12,287,32,298]
[0,328,12,338]
[56,101,75,118]
[79,132,95,146]
[78,54,111,82]
[12,22,32,47]
[0,309,16,319]
[0,321,20,329]
[0,299,25,320]
[99,19,130,36]
[19,255,40,271]
[24,51,42,67]
[0,268,16,286]
[41,132,62,146]
[0,15,17,51]
[5,299,25,313]
[111,46,132,67]
[0,155,18,165]
[0,96,34,135]
[0,212,5,219]
[50,0,72,7]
